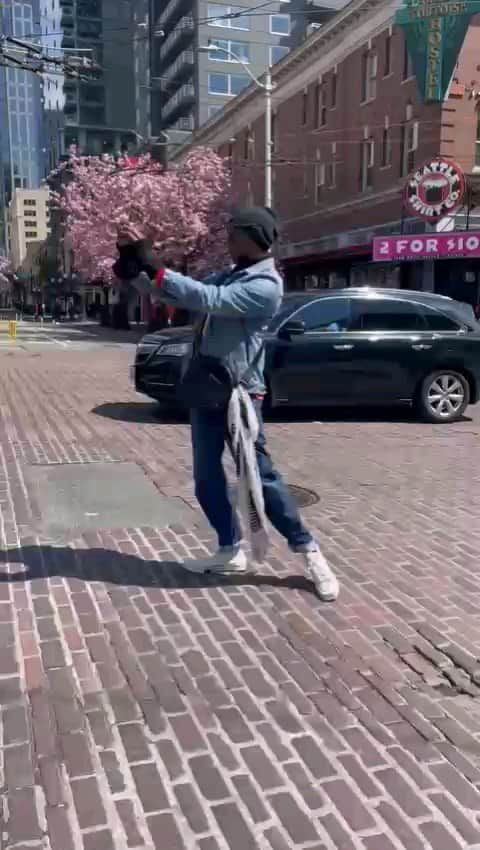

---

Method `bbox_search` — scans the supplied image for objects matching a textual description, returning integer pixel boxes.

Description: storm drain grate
[287,485,320,508]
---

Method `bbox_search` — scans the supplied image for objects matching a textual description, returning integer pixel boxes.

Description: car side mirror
[279,319,306,340]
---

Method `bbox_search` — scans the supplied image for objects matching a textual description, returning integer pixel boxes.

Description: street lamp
[199,42,274,208]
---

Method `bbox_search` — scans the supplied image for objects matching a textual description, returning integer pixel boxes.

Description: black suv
[133,288,480,423]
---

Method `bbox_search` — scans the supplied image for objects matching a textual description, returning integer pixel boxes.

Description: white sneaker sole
[180,561,255,576]
[311,579,339,602]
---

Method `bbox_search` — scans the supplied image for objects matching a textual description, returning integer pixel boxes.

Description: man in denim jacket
[114,207,338,601]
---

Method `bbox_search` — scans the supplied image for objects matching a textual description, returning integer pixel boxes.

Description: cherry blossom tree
[0,256,12,290]
[53,147,231,284]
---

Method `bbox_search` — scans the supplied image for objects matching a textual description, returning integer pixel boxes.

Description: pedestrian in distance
[113,207,339,602]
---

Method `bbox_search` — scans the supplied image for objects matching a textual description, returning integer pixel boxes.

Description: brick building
[177,0,480,303]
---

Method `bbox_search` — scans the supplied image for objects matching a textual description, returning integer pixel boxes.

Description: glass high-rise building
[40,0,138,165]
[0,1,46,249]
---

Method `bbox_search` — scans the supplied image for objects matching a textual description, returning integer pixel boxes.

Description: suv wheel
[416,370,469,423]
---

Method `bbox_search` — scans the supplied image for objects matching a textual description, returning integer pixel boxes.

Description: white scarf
[227,386,269,562]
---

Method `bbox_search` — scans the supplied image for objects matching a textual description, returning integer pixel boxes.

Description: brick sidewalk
[1,346,480,849]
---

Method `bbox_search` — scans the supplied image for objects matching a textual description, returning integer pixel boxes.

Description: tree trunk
[100,286,110,326]
[111,282,130,330]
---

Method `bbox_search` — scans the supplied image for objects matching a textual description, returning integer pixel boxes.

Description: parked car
[132,287,480,423]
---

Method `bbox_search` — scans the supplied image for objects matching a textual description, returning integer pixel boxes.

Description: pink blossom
[0,256,12,292]
[53,148,231,283]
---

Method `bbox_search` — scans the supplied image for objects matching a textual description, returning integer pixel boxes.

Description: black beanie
[229,206,278,250]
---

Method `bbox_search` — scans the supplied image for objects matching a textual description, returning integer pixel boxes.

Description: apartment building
[40,0,138,167]
[179,0,480,302]
[0,1,46,250]
[8,188,51,269]
[153,0,348,141]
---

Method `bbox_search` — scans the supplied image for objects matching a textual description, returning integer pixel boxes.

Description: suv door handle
[411,343,432,351]
[332,344,354,351]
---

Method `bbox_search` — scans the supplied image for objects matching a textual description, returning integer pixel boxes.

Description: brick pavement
[1,345,480,848]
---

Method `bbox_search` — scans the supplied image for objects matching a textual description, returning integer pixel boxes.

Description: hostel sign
[395,0,480,101]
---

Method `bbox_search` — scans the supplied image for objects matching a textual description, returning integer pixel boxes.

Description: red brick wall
[218,22,480,248]
[439,17,480,173]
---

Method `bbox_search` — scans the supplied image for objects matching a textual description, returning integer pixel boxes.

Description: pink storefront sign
[373,231,480,261]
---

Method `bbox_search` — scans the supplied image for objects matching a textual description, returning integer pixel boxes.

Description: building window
[271,112,277,153]
[303,155,309,196]
[400,119,418,176]
[314,81,326,128]
[207,4,250,30]
[209,39,250,62]
[244,128,254,159]
[475,111,480,167]
[314,151,325,203]
[23,199,36,206]
[208,72,248,95]
[25,230,37,238]
[384,33,392,76]
[77,0,102,14]
[402,39,413,80]
[301,90,308,125]
[361,51,377,102]
[327,161,336,188]
[24,209,36,217]
[270,13,290,34]
[327,143,337,187]
[359,137,374,191]
[381,126,392,167]
[269,44,289,66]
[331,71,337,108]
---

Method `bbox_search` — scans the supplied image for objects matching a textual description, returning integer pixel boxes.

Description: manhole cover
[287,485,320,507]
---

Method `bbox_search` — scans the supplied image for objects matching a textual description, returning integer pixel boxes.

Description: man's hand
[113,231,163,282]
[116,224,143,246]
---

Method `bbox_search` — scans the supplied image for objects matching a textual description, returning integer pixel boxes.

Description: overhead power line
[0,35,101,80]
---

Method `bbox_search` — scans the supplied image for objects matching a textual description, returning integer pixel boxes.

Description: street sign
[395,0,480,101]
[435,216,456,231]
[373,230,480,261]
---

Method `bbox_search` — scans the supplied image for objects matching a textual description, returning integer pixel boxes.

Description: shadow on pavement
[92,402,188,424]
[270,404,417,424]
[93,399,437,426]
[2,545,314,593]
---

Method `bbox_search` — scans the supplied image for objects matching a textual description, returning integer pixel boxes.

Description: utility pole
[200,43,275,207]
[264,68,273,208]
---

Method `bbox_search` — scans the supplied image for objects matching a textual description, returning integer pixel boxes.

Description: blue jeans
[191,400,314,550]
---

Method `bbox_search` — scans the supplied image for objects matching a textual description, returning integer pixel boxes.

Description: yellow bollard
[8,321,16,340]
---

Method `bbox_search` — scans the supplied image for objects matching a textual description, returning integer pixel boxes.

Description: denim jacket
[157,257,283,394]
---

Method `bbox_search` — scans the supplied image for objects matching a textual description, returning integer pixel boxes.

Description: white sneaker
[303,549,339,601]
[181,547,252,575]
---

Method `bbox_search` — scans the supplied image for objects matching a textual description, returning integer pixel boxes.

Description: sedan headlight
[157,342,190,357]
[136,339,158,353]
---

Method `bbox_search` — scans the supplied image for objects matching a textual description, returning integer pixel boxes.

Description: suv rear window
[419,305,461,331]
[350,298,425,331]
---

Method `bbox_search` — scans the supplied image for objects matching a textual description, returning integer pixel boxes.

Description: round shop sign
[404,158,465,222]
